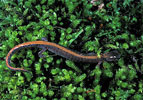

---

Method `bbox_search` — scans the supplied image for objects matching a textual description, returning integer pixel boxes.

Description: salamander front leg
[97,61,102,67]
[41,37,48,41]
[38,37,49,58]
[38,47,47,58]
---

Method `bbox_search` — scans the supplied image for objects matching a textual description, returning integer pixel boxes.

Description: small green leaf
[44,19,50,25]
[121,82,128,88]
[66,60,81,73]
[72,19,81,28]
[41,0,46,4]
[35,5,41,13]
[103,69,113,78]
[122,43,129,49]
[76,87,83,93]
[68,29,83,45]
[51,68,60,75]
[23,8,29,16]
[105,44,119,49]
[48,0,55,5]
[66,27,72,34]
[23,59,29,67]
[74,74,86,84]
[35,63,42,74]
[101,92,107,98]
[25,1,32,8]
[48,90,54,97]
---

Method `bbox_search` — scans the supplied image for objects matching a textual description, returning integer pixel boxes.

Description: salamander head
[104,50,120,61]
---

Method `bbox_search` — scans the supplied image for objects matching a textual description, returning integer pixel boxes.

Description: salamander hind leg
[38,47,47,58]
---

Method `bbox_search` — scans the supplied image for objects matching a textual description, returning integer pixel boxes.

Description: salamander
[6,40,120,71]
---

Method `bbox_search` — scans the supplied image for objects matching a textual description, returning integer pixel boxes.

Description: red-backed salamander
[6,40,120,72]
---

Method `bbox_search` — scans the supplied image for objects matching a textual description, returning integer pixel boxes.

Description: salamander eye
[109,56,117,59]
[105,56,117,61]
[104,50,120,61]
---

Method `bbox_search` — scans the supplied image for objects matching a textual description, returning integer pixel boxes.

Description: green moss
[1,0,143,99]
[66,60,81,73]
[74,74,86,84]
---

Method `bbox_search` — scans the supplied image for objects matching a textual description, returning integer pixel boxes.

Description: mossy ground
[0,0,143,100]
